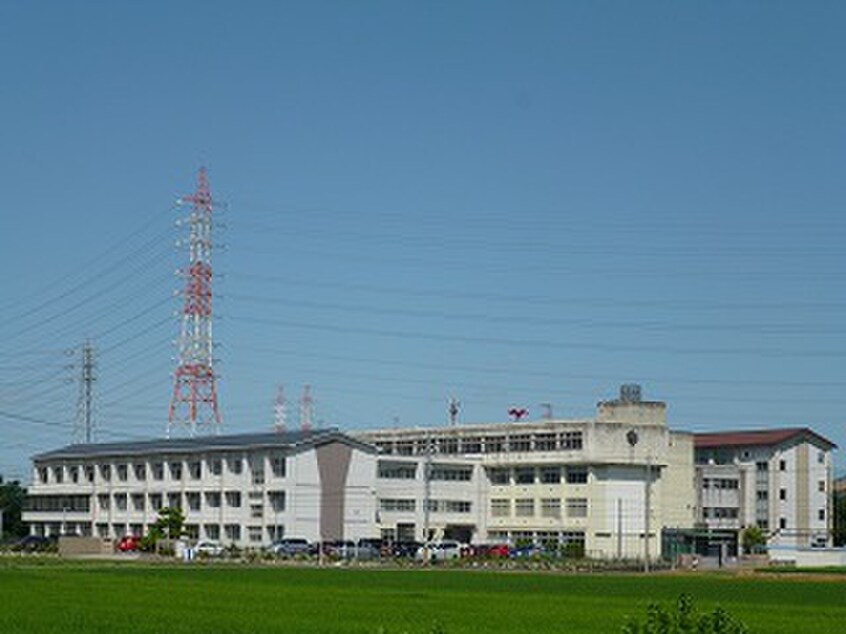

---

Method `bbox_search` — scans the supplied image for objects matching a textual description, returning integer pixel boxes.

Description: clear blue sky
[1,1,844,480]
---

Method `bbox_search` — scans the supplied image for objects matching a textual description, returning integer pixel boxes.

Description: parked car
[270,538,312,557]
[471,543,510,558]
[117,535,141,552]
[391,541,423,558]
[14,535,54,552]
[415,540,467,562]
[194,540,225,557]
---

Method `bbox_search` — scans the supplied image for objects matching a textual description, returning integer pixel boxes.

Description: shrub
[621,594,748,634]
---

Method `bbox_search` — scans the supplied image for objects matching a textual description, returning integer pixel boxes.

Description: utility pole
[616,498,623,560]
[644,454,652,573]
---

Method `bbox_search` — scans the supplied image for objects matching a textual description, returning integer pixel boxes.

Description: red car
[117,535,141,552]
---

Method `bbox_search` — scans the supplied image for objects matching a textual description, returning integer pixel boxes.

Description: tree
[740,525,766,555]
[141,507,186,554]
[0,479,27,540]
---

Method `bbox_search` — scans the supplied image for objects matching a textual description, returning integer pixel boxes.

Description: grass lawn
[0,561,843,633]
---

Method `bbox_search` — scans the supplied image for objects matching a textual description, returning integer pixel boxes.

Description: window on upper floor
[566,467,588,484]
[779,460,786,472]
[169,462,183,480]
[99,464,111,482]
[817,451,825,464]
[116,464,128,481]
[779,488,787,501]
[270,454,286,478]
[228,457,243,475]
[490,498,510,517]
[540,467,561,484]
[818,480,826,493]
[53,466,64,484]
[488,468,509,485]
[133,464,146,480]
[818,508,826,521]
[566,498,588,518]
[515,467,535,485]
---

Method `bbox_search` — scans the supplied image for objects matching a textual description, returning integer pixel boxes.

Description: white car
[415,540,466,562]
[194,540,225,557]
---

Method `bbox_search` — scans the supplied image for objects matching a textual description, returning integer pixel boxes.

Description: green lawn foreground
[0,562,843,634]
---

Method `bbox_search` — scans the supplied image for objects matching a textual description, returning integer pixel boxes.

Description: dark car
[14,535,53,552]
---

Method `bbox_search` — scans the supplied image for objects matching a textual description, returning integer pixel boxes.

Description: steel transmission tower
[74,340,96,444]
[168,167,222,436]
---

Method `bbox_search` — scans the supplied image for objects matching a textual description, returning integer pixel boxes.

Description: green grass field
[0,561,843,633]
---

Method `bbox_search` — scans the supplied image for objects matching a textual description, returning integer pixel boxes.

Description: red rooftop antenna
[168,167,222,436]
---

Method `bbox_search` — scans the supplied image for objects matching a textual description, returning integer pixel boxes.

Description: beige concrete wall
[58,536,113,556]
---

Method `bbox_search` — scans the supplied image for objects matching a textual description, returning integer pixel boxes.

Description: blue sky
[1,1,844,480]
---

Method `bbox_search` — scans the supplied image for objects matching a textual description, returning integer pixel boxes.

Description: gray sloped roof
[32,428,377,462]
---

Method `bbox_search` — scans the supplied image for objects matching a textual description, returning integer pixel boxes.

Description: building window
[515,467,535,485]
[818,509,826,521]
[541,498,561,519]
[224,524,241,541]
[756,461,768,472]
[560,431,583,450]
[186,492,201,512]
[818,451,825,464]
[460,437,482,454]
[378,462,416,480]
[379,498,416,512]
[100,464,111,482]
[131,494,145,511]
[534,433,557,451]
[183,524,199,540]
[189,462,202,480]
[268,491,285,513]
[485,436,506,453]
[225,491,241,508]
[133,464,146,480]
[228,457,243,475]
[779,517,787,530]
[779,460,786,472]
[430,465,472,481]
[114,494,127,511]
[250,458,265,485]
[167,493,182,509]
[396,441,414,456]
[149,493,163,511]
[53,466,64,484]
[270,454,286,478]
[69,466,79,483]
[515,498,534,517]
[488,468,509,485]
[779,488,787,501]
[204,524,220,540]
[248,526,262,543]
[250,505,263,519]
[205,492,221,508]
[540,467,561,484]
[756,490,768,501]
[97,494,110,511]
[490,499,510,517]
[566,498,588,518]
[818,480,826,493]
[117,464,128,482]
[169,462,182,480]
[439,437,459,454]
[152,463,164,480]
[509,435,531,452]
[208,457,222,476]
[566,467,588,484]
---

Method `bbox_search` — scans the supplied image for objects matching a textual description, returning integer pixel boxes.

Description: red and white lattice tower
[168,167,222,436]
[274,385,287,433]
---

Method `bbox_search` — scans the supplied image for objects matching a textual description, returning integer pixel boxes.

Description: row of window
[91,490,286,513]
[491,497,588,519]
[702,507,739,520]
[702,478,739,490]
[375,431,584,456]
[37,455,288,485]
[378,498,472,514]
[488,466,588,486]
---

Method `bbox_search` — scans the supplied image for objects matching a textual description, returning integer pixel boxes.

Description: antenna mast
[168,167,222,436]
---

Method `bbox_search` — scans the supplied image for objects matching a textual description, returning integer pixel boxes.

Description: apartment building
[694,428,836,549]
[23,429,378,547]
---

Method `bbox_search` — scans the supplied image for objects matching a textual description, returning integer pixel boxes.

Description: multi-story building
[358,384,696,559]
[694,428,836,549]
[23,429,378,546]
